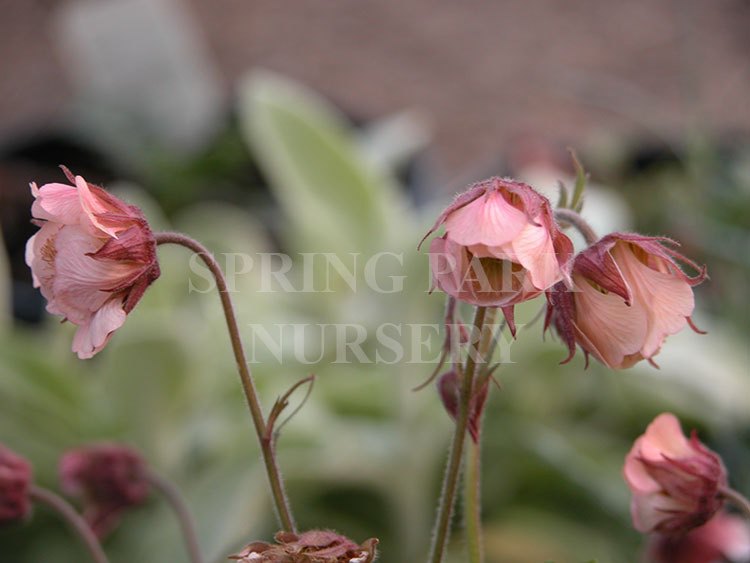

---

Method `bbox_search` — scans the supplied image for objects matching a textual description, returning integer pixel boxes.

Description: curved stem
[146,470,204,563]
[155,232,296,532]
[429,306,488,563]
[720,486,750,520]
[554,208,599,245]
[29,486,109,563]
[464,440,483,563]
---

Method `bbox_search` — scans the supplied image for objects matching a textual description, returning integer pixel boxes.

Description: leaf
[237,70,406,255]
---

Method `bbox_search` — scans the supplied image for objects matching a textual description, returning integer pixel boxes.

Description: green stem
[720,486,750,520]
[465,440,483,563]
[554,208,599,245]
[146,470,204,563]
[429,306,489,563]
[155,232,296,533]
[29,486,109,563]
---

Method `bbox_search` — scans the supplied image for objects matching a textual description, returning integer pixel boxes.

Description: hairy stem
[429,306,489,563]
[720,486,750,520]
[465,440,483,563]
[146,470,204,563]
[155,232,295,532]
[30,486,109,563]
[554,208,599,245]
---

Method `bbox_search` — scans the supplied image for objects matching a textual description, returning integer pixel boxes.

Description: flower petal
[445,191,528,247]
[612,243,694,358]
[72,299,127,359]
[572,273,648,368]
[510,220,561,290]
[75,176,122,238]
[31,182,83,225]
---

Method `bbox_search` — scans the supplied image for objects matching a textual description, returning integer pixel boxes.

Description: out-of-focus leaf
[237,70,406,255]
[0,226,10,334]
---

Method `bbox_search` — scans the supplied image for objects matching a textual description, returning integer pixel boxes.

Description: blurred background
[1,1,749,562]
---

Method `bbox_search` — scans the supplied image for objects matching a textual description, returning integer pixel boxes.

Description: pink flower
[26,167,160,359]
[0,445,32,525]
[623,413,727,535]
[60,443,150,538]
[231,530,378,563]
[648,512,750,563]
[423,177,573,332]
[546,233,706,368]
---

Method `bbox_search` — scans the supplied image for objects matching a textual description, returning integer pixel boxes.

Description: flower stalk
[145,470,204,563]
[553,208,598,245]
[720,487,750,521]
[429,305,494,563]
[29,486,110,563]
[155,232,295,533]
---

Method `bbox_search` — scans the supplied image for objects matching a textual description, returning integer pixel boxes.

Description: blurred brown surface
[2,0,750,174]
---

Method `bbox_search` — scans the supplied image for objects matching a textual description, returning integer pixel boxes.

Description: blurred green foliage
[1,72,748,563]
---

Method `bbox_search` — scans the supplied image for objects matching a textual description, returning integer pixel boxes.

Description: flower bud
[624,413,727,535]
[0,445,32,525]
[26,168,160,358]
[648,512,750,563]
[60,443,150,538]
[437,370,489,443]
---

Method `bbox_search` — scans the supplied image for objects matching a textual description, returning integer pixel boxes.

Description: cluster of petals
[423,177,573,332]
[546,232,706,369]
[26,168,160,359]
[0,445,32,525]
[231,530,378,563]
[623,413,727,535]
[648,511,750,563]
[60,443,150,538]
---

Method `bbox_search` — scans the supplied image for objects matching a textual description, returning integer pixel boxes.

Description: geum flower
[545,233,706,369]
[648,511,750,563]
[231,530,378,563]
[0,444,32,525]
[422,177,573,333]
[623,413,727,535]
[26,167,160,359]
[60,443,150,539]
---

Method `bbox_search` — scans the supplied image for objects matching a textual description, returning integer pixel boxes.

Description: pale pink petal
[612,243,694,358]
[25,223,63,292]
[75,176,121,238]
[572,273,648,368]
[25,232,39,287]
[623,438,660,494]
[445,191,528,247]
[509,220,561,290]
[712,514,750,560]
[31,183,83,224]
[50,227,144,323]
[639,413,693,461]
[631,492,688,533]
[72,299,127,359]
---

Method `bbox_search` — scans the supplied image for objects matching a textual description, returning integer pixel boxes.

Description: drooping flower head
[422,177,573,332]
[60,443,150,538]
[26,167,160,359]
[546,233,706,369]
[230,530,378,563]
[648,512,750,563]
[623,413,727,535]
[0,445,32,525]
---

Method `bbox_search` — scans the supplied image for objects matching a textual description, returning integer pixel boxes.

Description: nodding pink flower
[545,232,706,369]
[623,413,727,535]
[0,445,32,525]
[231,530,378,563]
[60,444,150,538]
[648,512,750,563]
[422,177,573,332]
[26,167,160,359]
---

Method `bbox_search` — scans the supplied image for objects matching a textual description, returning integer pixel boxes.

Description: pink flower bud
[26,167,160,359]
[0,445,32,524]
[422,177,573,324]
[230,530,378,562]
[437,370,489,443]
[546,233,706,369]
[623,413,727,535]
[648,512,750,563]
[60,443,150,538]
